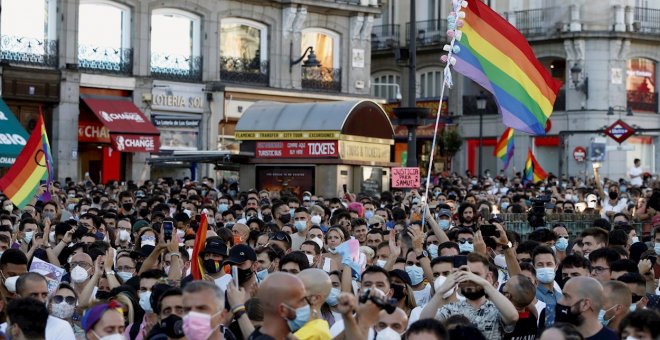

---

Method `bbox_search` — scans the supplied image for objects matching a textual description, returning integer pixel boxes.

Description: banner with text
[391,167,420,188]
[255,141,339,158]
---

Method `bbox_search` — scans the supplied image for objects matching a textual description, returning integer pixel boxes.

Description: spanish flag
[0,113,53,209]
[191,213,209,280]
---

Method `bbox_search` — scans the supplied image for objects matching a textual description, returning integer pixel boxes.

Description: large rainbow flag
[0,113,53,209]
[191,213,209,280]
[494,128,514,170]
[453,0,562,135]
[524,148,547,183]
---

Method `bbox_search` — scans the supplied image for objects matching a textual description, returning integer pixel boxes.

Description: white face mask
[118,229,130,242]
[375,259,387,268]
[311,215,322,225]
[306,254,315,266]
[434,275,455,299]
[4,275,18,293]
[375,326,401,340]
[49,230,56,244]
[70,265,89,283]
[176,229,185,238]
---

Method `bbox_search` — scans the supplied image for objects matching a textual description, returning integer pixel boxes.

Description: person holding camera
[420,252,519,339]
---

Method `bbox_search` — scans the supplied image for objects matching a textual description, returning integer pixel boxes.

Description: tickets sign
[255,141,339,158]
[391,167,420,188]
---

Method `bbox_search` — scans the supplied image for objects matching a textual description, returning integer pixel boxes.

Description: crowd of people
[0,165,659,340]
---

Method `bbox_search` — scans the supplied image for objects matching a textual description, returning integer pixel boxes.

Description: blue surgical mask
[655,243,660,256]
[218,203,229,213]
[555,237,569,251]
[500,202,510,210]
[405,265,424,286]
[365,211,374,220]
[428,244,439,259]
[438,219,450,230]
[294,220,307,233]
[385,221,395,230]
[536,267,556,284]
[459,242,474,253]
[256,268,268,282]
[326,287,340,306]
[139,291,153,313]
[629,303,637,312]
[117,271,133,282]
[286,303,311,332]
[598,305,617,326]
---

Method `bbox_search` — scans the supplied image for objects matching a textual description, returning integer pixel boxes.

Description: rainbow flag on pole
[453,0,562,135]
[523,148,547,183]
[0,113,53,209]
[494,128,514,170]
[191,213,209,280]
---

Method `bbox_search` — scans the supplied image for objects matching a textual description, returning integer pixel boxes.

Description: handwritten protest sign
[30,257,65,293]
[391,167,420,188]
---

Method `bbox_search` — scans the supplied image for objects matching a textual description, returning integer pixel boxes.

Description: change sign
[391,167,420,188]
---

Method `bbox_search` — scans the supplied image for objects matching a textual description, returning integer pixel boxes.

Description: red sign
[110,134,160,153]
[391,167,421,188]
[604,119,635,144]
[81,98,160,135]
[573,146,587,162]
[255,141,338,158]
[78,121,111,143]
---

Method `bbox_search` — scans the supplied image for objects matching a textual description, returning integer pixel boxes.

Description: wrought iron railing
[302,67,341,92]
[513,8,547,36]
[220,56,269,85]
[0,35,58,68]
[151,54,202,82]
[405,19,447,46]
[78,45,133,75]
[627,90,658,112]
[462,94,498,115]
[371,24,400,50]
[553,88,566,111]
[634,7,660,34]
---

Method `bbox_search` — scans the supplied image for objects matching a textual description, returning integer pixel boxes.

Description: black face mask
[92,196,101,204]
[391,283,406,301]
[160,314,185,339]
[278,213,291,224]
[237,267,254,285]
[555,301,584,326]
[609,192,618,200]
[96,291,111,300]
[564,210,574,214]
[122,203,133,212]
[460,287,486,301]
[262,214,273,223]
[203,259,223,274]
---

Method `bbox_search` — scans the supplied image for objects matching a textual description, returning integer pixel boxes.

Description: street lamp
[476,92,487,178]
[290,46,321,72]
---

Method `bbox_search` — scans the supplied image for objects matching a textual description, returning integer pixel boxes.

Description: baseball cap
[437,208,452,218]
[132,220,149,233]
[270,231,292,247]
[389,269,412,286]
[202,237,228,256]
[224,244,257,265]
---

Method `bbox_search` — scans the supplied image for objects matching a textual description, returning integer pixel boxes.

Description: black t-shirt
[247,328,277,340]
[585,326,618,340]
[504,310,538,340]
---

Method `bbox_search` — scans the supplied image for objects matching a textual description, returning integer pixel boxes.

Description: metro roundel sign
[604,119,635,144]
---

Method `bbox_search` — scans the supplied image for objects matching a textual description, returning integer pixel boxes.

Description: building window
[418,69,443,99]
[301,28,341,92]
[220,18,269,85]
[627,57,657,112]
[151,9,202,82]
[0,0,58,67]
[372,74,401,100]
[78,0,132,75]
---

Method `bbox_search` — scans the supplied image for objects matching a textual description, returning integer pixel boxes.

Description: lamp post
[476,92,487,178]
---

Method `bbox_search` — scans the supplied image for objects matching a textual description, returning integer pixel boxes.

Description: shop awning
[81,96,160,153]
[0,98,30,166]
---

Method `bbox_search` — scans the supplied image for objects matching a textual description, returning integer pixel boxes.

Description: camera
[527,195,551,228]
[359,289,397,314]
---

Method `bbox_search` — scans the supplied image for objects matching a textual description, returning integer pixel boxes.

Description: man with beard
[421,253,518,339]
[553,276,618,340]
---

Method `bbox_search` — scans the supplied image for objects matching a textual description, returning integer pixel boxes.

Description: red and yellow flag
[191,214,208,280]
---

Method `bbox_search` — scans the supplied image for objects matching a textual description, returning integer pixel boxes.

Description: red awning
[81,97,160,152]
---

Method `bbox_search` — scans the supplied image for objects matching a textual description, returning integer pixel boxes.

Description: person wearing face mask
[290,208,312,251]
[272,202,292,230]
[435,208,453,232]
[68,252,95,295]
[532,246,562,309]
[82,300,126,340]
[388,269,419,321]
[17,218,39,253]
[48,283,84,338]
[420,253,519,339]
[619,309,660,340]
[600,281,631,332]
[370,308,409,340]
[249,272,309,340]
[0,248,28,300]
[7,296,49,340]
[224,244,259,291]
[294,269,333,340]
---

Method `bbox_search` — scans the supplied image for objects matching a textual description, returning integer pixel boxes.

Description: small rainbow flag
[494,128,514,170]
[0,113,53,209]
[453,0,562,135]
[191,213,209,280]
[524,148,547,183]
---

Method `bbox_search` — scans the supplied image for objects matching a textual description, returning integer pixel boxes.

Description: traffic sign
[604,119,635,144]
[573,146,586,162]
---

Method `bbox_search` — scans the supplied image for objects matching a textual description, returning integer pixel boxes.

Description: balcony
[462,94,497,116]
[513,7,563,37]
[405,19,448,46]
[220,57,269,86]
[151,54,202,83]
[634,7,660,34]
[0,35,58,68]
[78,45,133,75]
[371,24,400,50]
[302,67,341,92]
[627,90,658,112]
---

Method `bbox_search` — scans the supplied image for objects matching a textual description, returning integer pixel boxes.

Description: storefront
[150,81,205,179]
[78,93,160,183]
[235,100,395,197]
[0,98,29,169]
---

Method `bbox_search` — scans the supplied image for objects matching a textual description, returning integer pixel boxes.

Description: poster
[391,167,421,188]
[256,166,315,198]
[30,257,66,293]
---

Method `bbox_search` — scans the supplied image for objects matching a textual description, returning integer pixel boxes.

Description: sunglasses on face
[53,295,76,305]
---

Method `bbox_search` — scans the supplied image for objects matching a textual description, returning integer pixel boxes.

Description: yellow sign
[235,131,340,140]
[339,140,391,163]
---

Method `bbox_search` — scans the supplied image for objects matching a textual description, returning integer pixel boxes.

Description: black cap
[201,237,228,256]
[389,269,412,286]
[270,231,292,247]
[224,244,257,265]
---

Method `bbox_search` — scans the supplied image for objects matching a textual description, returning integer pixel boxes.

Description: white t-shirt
[412,283,432,307]
[629,165,643,186]
[46,315,75,340]
[601,198,627,218]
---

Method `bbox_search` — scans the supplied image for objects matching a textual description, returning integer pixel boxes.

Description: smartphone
[232,266,239,287]
[480,224,500,239]
[343,184,348,194]
[453,255,467,268]
[162,221,173,241]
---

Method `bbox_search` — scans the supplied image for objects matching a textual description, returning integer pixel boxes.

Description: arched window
[220,18,268,85]
[301,28,341,92]
[0,0,57,67]
[78,0,132,74]
[417,68,443,99]
[151,9,202,81]
[627,57,657,112]
[372,74,401,100]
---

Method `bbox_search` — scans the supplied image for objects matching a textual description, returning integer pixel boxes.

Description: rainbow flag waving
[191,213,209,280]
[0,113,53,209]
[453,0,562,135]
[494,128,514,170]
[523,148,547,183]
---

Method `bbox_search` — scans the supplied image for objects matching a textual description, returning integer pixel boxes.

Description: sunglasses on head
[53,295,76,305]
